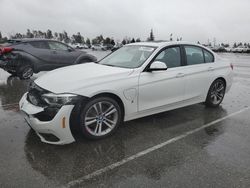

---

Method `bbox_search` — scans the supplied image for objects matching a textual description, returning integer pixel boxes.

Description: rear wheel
[80,97,122,139]
[205,79,226,107]
[18,65,33,79]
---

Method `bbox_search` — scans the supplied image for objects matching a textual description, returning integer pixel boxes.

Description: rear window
[185,46,205,65]
[48,41,68,51]
[203,50,214,63]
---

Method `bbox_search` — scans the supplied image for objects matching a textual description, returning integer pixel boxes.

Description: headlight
[42,93,81,107]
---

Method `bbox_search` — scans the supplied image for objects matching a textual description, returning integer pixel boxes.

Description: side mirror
[148,61,167,72]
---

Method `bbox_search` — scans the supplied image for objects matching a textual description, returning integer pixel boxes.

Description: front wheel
[205,79,226,107]
[18,65,33,79]
[80,97,122,139]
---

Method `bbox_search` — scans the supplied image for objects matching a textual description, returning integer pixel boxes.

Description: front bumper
[19,93,76,145]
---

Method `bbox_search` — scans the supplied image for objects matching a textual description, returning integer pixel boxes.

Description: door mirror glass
[148,61,167,71]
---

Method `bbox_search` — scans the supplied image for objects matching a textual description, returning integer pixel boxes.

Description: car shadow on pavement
[24,104,228,186]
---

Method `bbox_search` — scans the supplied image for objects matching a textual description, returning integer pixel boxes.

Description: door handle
[176,73,185,78]
[208,67,215,71]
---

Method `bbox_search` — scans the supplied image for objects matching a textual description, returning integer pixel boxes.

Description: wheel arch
[74,54,97,64]
[15,51,38,72]
[69,92,125,140]
[214,77,227,88]
[204,77,227,102]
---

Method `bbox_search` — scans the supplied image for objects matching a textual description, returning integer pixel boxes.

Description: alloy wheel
[210,80,225,105]
[22,67,33,79]
[84,101,119,137]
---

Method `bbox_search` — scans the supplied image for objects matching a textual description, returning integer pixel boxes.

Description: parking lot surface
[0,52,250,188]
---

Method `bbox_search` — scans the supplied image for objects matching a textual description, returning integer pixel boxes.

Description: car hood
[35,63,134,94]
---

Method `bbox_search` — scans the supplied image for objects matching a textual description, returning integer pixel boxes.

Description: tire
[18,65,33,79]
[80,97,122,139]
[205,79,226,108]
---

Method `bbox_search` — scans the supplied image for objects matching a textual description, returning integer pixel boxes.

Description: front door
[138,46,186,111]
[47,41,79,66]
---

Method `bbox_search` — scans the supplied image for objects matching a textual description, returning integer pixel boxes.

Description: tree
[92,38,98,45]
[46,29,53,39]
[104,37,111,45]
[136,38,141,42]
[11,33,22,39]
[233,42,237,48]
[63,31,70,43]
[122,39,127,45]
[26,29,34,38]
[130,38,135,43]
[59,33,64,41]
[110,39,115,46]
[170,33,173,41]
[86,38,91,46]
[221,43,229,48]
[38,30,45,38]
[97,35,104,44]
[32,30,38,38]
[0,31,6,43]
[72,32,83,44]
[92,35,105,45]
[147,29,154,41]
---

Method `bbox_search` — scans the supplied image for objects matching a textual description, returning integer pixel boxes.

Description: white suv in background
[19,41,233,145]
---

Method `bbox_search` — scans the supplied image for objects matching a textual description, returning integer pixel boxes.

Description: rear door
[182,45,215,101]
[28,41,52,62]
[28,41,56,70]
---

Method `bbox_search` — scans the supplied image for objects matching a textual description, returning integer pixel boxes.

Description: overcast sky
[0,0,250,44]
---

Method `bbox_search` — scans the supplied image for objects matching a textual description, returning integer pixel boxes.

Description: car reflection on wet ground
[0,51,250,188]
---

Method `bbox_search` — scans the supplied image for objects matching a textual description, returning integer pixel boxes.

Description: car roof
[127,41,201,47]
[7,38,58,43]
[126,41,214,53]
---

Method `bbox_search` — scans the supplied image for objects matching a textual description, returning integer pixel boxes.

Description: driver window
[155,47,181,68]
[48,41,68,51]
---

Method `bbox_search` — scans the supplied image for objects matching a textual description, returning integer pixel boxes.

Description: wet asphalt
[0,51,250,188]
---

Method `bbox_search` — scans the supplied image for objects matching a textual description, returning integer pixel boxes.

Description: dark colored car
[102,44,114,51]
[111,44,123,52]
[0,39,97,79]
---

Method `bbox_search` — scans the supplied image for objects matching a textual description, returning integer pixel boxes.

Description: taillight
[0,47,13,55]
[230,63,234,70]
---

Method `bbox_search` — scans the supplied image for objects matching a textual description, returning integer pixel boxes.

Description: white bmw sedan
[19,42,233,145]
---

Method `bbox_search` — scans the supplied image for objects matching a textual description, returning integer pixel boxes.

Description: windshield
[100,45,156,68]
